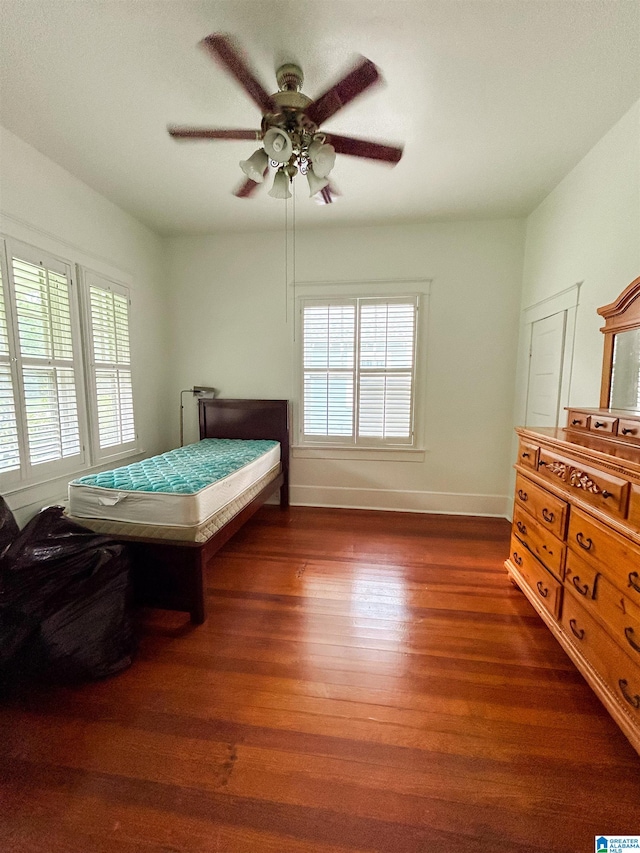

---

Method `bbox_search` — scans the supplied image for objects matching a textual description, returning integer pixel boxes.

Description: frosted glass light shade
[239,149,269,182]
[307,170,329,197]
[308,141,336,178]
[268,169,292,199]
[263,128,293,164]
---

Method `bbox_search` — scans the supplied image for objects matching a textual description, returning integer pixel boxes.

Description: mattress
[68,439,280,527]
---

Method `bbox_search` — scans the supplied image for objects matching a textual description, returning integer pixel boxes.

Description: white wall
[0,126,171,522]
[166,218,525,516]
[518,101,640,412]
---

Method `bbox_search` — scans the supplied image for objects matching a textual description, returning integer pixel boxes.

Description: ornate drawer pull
[521,451,530,458]
[538,460,547,466]
[619,679,640,709]
[513,552,523,567]
[594,421,606,428]
[628,572,640,593]
[622,427,637,436]
[601,490,613,499]
[516,521,527,535]
[569,618,584,640]
[571,575,590,596]
[541,508,555,523]
[624,626,640,653]
[536,580,549,598]
[517,489,528,502]
[571,419,582,426]
[576,532,593,551]
[541,544,553,555]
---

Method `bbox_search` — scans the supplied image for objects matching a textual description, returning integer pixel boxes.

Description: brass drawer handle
[628,572,640,593]
[576,532,593,551]
[622,427,637,436]
[619,679,640,710]
[624,626,640,653]
[594,421,606,429]
[569,618,584,640]
[571,575,589,596]
[513,552,523,567]
[536,580,549,598]
[517,489,528,502]
[516,521,527,535]
[541,508,555,523]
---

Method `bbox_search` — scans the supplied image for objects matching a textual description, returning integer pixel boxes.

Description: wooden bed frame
[124,399,289,624]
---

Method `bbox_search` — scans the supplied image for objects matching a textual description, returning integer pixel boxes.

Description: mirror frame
[598,275,640,408]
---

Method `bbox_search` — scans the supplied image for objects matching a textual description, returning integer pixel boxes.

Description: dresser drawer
[565,460,629,519]
[568,507,640,603]
[564,549,599,600]
[618,418,640,443]
[567,410,590,430]
[514,474,568,540]
[594,574,640,666]
[589,415,618,435]
[513,505,565,581]
[561,588,640,720]
[509,534,563,620]
[517,440,539,471]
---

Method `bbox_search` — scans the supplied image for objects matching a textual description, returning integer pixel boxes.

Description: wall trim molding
[290,484,509,518]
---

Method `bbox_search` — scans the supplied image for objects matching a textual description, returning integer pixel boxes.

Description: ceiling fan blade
[168,127,260,141]
[234,177,262,198]
[327,133,403,164]
[305,57,380,127]
[201,34,275,114]
[315,181,341,205]
[233,167,269,199]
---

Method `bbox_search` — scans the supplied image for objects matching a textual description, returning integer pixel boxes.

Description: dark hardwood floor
[1,506,639,852]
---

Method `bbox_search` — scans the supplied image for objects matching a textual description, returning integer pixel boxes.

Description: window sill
[292,445,426,462]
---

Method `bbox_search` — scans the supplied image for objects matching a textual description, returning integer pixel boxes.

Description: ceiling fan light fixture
[263,127,294,164]
[307,170,329,197]
[309,142,336,179]
[239,148,269,182]
[268,169,292,199]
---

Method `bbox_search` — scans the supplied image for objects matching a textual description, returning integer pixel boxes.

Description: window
[0,236,137,491]
[301,295,419,446]
[82,270,136,461]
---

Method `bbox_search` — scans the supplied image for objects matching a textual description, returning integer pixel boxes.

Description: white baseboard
[290,485,510,518]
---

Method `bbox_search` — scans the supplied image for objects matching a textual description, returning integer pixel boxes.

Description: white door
[525,312,567,427]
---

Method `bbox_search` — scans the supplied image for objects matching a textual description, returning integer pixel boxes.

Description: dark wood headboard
[199,398,290,481]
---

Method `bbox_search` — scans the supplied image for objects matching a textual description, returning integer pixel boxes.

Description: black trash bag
[0,506,135,681]
[0,495,19,558]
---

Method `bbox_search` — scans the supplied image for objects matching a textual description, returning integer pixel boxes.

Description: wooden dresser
[506,412,640,754]
[507,277,640,753]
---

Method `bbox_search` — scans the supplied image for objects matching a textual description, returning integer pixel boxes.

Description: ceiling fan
[168,34,404,203]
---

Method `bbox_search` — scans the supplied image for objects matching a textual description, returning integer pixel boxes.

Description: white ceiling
[1,1,639,235]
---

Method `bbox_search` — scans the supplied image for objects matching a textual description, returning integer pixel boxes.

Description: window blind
[0,262,20,473]
[302,296,417,445]
[12,254,81,466]
[87,279,136,453]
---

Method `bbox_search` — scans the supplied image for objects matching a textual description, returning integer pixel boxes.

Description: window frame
[296,283,427,452]
[0,233,140,496]
[0,237,89,490]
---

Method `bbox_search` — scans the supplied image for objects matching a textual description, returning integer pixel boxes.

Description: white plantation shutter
[358,301,415,440]
[84,271,136,458]
[10,248,83,472]
[302,296,418,446]
[303,303,355,437]
[0,259,20,474]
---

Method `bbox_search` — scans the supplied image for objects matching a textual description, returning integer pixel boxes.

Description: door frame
[516,283,582,428]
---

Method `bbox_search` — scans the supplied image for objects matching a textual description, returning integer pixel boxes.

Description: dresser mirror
[598,275,640,411]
